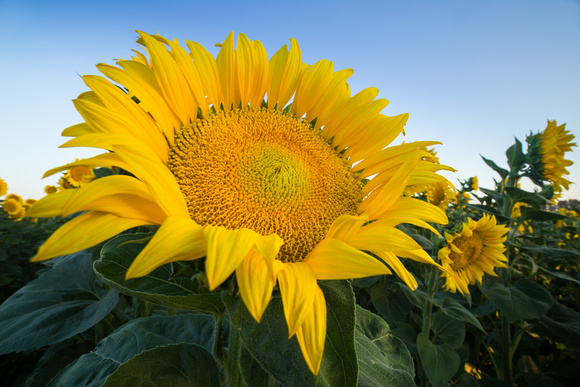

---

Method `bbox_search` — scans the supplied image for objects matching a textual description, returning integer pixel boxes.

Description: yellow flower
[45,185,58,195]
[469,176,478,191]
[3,198,22,215]
[0,178,7,196]
[527,120,576,192]
[67,163,96,188]
[439,215,508,295]
[5,193,22,203]
[426,181,456,210]
[28,32,450,374]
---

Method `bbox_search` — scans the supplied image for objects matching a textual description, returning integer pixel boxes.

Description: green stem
[213,313,226,367]
[502,315,513,385]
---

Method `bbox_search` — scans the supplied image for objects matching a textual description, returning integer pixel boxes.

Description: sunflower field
[0,33,578,387]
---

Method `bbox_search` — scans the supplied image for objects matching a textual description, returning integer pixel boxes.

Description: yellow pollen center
[449,231,484,271]
[168,108,362,262]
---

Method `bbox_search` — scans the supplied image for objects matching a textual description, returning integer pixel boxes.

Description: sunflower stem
[213,312,226,367]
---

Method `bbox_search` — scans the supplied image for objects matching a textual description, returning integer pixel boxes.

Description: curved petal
[267,38,301,109]
[32,212,151,262]
[126,216,205,279]
[290,59,333,118]
[186,39,223,107]
[277,262,317,338]
[253,233,284,284]
[325,214,368,242]
[373,251,418,290]
[303,238,392,279]
[295,285,326,375]
[216,31,239,109]
[43,153,134,179]
[204,226,260,290]
[62,123,93,137]
[236,250,274,322]
[26,189,77,218]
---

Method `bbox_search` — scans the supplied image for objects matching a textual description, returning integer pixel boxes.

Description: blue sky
[1,0,579,201]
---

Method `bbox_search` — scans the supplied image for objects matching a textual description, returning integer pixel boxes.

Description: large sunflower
[28,31,451,374]
[439,214,508,295]
[527,120,576,193]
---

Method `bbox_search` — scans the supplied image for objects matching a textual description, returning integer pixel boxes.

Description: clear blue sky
[1,0,579,200]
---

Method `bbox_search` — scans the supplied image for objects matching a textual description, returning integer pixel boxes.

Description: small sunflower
[468,176,478,191]
[3,198,23,217]
[426,181,456,210]
[28,31,451,374]
[0,178,7,197]
[439,214,508,295]
[527,120,576,192]
[45,185,58,195]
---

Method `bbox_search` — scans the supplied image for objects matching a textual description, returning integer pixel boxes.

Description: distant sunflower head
[426,181,456,210]
[527,120,576,192]
[439,214,508,295]
[45,185,58,195]
[3,198,23,216]
[28,31,454,374]
[468,176,478,191]
[0,178,7,197]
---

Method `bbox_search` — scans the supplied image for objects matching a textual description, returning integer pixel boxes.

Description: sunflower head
[29,31,454,374]
[0,178,7,197]
[3,198,23,217]
[526,120,576,192]
[439,214,508,295]
[426,181,456,210]
[45,185,58,195]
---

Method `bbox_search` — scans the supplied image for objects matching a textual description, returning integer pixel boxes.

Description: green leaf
[0,251,118,355]
[102,343,220,387]
[431,311,465,349]
[417,332,460,387]
[517,245,580,260]
[355,306,415,386]
[95,233,225,314]
[506,138,526,172]
[480,155,509,180]
[49,314,216,387]
[370,282,412,323]
[519,207,567,222]
[504,187,548,207]
[479,278,553,323]
[223,280,358,386]
[439,298,486,333]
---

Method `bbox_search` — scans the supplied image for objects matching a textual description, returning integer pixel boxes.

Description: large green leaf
[226,323,274,387]
[355,306,415,386]
[102,343,220,386]
[417,332,460,387]
[519,207,567,222]
[479,278,553,322]
[49,314,216,387]
[95,233,225,314]
[369,282,412,323]
[431,311,465,349]
[506,138,526,172]
[504,187,548,207]
[0,251,118,355]
[439,297,486,333]
[223,280,358,386]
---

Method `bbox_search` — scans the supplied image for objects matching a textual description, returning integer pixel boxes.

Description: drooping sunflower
[439,214,508,295]
[3,198,23,217]
[28,31,451,374]
[0,178,7,197]
[526,120,576,193]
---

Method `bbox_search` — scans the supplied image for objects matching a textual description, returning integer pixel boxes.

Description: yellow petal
[349,226,428,258]
[126,216,205,279]
[252,233,284,284]
[186,39,223,108]
[373,251,418,290]
[267,38,301,109]
[303,238,392,279]
[32,212,151,262]
[204,226,260,290]
[325,214,369,242]
[216,31,239,109]
[43,153,134,179]
[295,285,326,375]
[249,39,269,107]
[306,69,353,129]
[236,250,274,322]
[26,189,77,218]
[97,61,179,143]
[62,123,94,137]
[137,31,198,125]
[111,143,189,218]
[277,262,317,337]
[291,59,333,118]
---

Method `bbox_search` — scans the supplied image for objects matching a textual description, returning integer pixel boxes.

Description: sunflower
[0,178,7,197]
[3,198,23,217]
[468,176,478,191]
[439,214,508,295]
[426,181,456,210]
[45,185,58,195]
[527,120,576,193]
[28,31,451,374]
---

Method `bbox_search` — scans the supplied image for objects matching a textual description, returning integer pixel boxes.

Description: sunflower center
[168,108,362,262]
[449,231,484,271]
